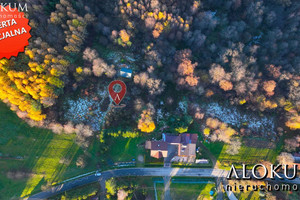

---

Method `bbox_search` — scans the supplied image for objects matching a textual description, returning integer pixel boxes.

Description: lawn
[170,183,216,200]
[0,102,84,199]
[156,179,216,200]
[204,140,282,169]
[105,137,146,163]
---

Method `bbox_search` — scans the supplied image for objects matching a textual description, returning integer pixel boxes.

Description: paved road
[27,167,300,200]
[27,168,228,199]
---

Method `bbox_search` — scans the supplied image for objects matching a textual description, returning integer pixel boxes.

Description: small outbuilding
[119,67,133,78]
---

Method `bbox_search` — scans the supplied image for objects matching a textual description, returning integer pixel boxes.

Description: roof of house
[120,67,132,73]
[148,141,168,151]
[163,133,198,145]
[164,134,181,143]
[180,143,196,156]
[181,133,198,145]
[147,134,198,158]
[119,67,133,78]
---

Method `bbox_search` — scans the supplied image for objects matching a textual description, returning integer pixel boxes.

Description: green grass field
[0,102,84,198]
[171,183,216,200]
[0,102,148,199]
[156,180,216,200]
[204,140,282,169]
[106,137,146,163]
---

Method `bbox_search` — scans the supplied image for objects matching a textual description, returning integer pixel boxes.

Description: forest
[0,0,299,170]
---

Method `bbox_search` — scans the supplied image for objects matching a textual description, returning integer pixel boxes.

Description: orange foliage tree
[286,113,300,130]
[138,109,156,133]
[263,80,276,96]
[219,80,233,91]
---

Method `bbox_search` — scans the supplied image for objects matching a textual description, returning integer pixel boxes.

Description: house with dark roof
[145,133,198,161]
[145,141,168,159]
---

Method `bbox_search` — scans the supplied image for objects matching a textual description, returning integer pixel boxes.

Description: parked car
[95,171,102,176]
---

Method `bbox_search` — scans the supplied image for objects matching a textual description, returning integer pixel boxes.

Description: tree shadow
[19,133,77,198]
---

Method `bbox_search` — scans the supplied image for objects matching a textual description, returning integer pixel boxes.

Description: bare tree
[209,64,226,83]
[226,137,241,155]
[284,138,300,152]
[277,152,294,165]
[83,48,98,62]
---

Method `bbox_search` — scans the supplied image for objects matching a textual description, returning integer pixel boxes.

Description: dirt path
[163,176,172,200]
[99,99,112,130]
[215,177,224,200]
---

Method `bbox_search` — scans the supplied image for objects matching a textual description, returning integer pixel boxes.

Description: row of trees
[49,0,95,53]
[0,36,68,121]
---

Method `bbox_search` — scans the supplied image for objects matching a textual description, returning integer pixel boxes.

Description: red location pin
[108,80,127,105]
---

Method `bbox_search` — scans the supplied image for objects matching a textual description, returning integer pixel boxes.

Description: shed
[119,68,133,78]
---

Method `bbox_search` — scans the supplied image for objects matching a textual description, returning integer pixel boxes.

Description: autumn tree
[83,48,98,62]
[277,152,294,165]
[206,118,220,129]
[106,178,117,196]
[285,113,300,130]
[116,29,132,47]
[263,80,276,96]
[177,59,196,76]
[138,109,156,133]
[206,118,236,143]
[134,72,165,95]
[0,35,69,122]
[175,49,199,88]
[265,64,281,79]
[219,80,233,91]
